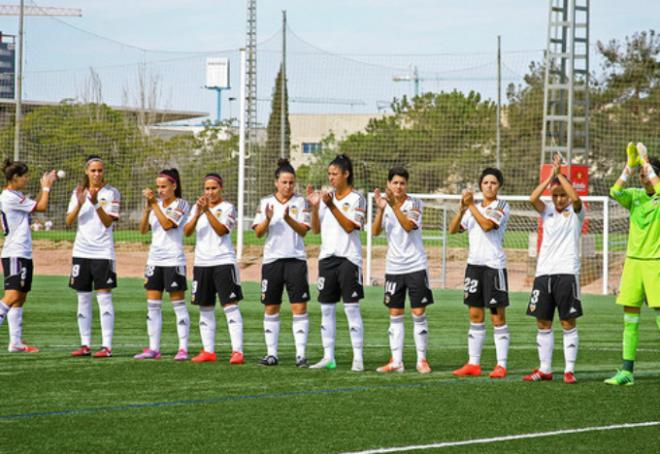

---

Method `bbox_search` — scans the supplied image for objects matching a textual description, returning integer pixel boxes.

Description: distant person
[448,168,510,379]
[44,220,53,231]
[605,143,660,386]
[31,219,43,231]
[307,154,366,371]
[252,159,311,367]
[184,172,245,365]
[524,154,584,384]
[66,155,120,358]
[0,159,57,352]
[134,168,191,361]
[371,167,433,374]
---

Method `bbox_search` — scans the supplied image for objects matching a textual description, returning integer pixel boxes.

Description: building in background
[289,113,382,167]
[0,32,15,100]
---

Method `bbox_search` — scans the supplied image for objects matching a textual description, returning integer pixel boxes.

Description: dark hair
[82,154,104,189]
[2,158,29,181]
[480,167,504,187]
[204,172,223,187]
[649,157,660,176]
[159,168,182,198]
[275,158,296,179]
[388,166,409,182]
[328,153,354,186]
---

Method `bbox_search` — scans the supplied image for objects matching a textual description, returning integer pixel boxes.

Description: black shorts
[317,256,364,304]
[2,257,33,293]
[384,270,434,309]
[69,257,117,292]
[527,274,583,321]
[463,264,509,309]
[192,264,243,306]
[261,258,310,305]
[144,265,187,293]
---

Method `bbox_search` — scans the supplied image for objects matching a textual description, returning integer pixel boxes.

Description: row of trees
[2,30,657,227]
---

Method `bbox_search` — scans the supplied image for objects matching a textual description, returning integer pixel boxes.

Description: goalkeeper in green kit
[605,142,660,386]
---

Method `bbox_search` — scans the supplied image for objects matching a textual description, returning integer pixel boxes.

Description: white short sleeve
[101,186,120,218]
[218,204,236,231]
[165,199,188,226]
[3,191,36,213]
[67,190,79,215]
[407,197,422,228]
[345,192,366,229]
[485,200,509,227]
[252,198,266,227]
[295,197,311,227]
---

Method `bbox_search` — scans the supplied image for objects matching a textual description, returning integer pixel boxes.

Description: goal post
[366,193,620,296]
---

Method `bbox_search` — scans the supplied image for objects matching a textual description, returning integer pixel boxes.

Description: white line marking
[342,421,660,453]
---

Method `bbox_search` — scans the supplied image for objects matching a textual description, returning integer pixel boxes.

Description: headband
[158,173,177,185]
[85,157,103,167]
[204,175,223,185]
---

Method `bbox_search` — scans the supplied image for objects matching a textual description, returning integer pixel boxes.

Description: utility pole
[496,35,502,169]
[0,3,82,160]
[280,10,287,159]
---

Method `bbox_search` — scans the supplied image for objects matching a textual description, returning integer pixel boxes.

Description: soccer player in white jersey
[524,155,584,384]
[253,159,311,367]
[449,168,511,379]
[307,154,366,371]
[66,155,120,358]
[371,167,433,374]
[0,159,57,352]
[134,168,191,361]
[184,172,245,365]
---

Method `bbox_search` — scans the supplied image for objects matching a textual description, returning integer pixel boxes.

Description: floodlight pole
[280,10,287,159]
[13,0,23,160]
[237,48,247,260]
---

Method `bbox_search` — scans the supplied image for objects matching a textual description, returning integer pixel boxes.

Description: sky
[0,0,657,121]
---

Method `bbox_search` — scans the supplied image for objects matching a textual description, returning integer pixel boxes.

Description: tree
[260,64,290,195]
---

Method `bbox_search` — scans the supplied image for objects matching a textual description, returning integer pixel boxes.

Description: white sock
[0,301,9,327]
[494,324,510,368]
[264,313,280,358]
[292,313,309,359]
[389,314,405,365]
[413,313,429,362]
[468,322,486,365]
[77,292,93,346]
[320,304,337,361]
[96,293,114,349]
[8,306,23,346]
[563,327,579,373]
[344,303,364,363]
[537,329,554,374]
[224,304,243,353]
[199,306,216,353]
[147,299,163,351]
[172,300,189,352]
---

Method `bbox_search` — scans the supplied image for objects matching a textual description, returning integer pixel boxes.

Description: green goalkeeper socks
[622,313,640,372]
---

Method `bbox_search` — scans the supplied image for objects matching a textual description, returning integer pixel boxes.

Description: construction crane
[0,2,82,160]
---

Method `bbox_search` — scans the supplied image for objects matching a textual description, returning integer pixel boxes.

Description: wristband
[42,187,50,193]
[644,163,658,180]
[619,166,630,183]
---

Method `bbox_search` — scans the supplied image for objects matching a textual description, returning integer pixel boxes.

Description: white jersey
[318,190,366,267]
[252,194,310,264]
[67,185,120,260]
[383,196,428,274]
[147,198,189,267]
[536,202,585,276]
[461,199,510,269]
[191,200,237,267]
[1,189,37,259]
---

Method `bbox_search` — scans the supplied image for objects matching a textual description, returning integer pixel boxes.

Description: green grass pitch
[1,277,659,452]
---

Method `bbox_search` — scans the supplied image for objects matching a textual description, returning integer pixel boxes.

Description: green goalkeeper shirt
[610,186,660,260]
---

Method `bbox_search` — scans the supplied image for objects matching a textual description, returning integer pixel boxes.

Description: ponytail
[159,168,182,198]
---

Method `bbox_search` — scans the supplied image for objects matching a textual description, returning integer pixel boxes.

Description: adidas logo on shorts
[106,278,113,284]
[229,292,236,299]
[171,282,179,288]
[421,297,428,303]
[351,291,358,298]
[302,293,308,299]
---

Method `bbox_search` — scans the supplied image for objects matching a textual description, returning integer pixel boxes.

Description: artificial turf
[1,277,659,453]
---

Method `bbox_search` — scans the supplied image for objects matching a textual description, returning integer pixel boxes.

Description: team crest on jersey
[215,209,223,219]
[290,207,299,216]
[562,211,571,218]
[342,203,350,212]
[99,198,108,208]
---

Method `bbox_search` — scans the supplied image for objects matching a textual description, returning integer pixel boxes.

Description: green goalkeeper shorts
[617,257,660,308]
